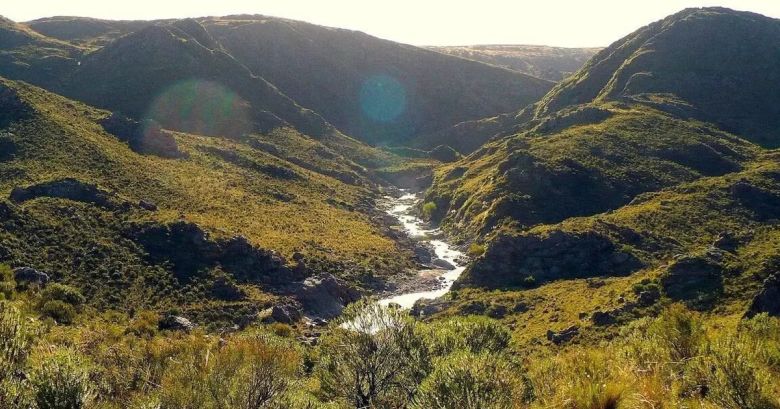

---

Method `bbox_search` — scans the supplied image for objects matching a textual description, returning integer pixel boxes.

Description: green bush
[424,316,510,357]
[0,302,34,407]
[696,335,779,409]
[421,202,437,220]
[40,300,77,325]
[316,300,431,408]
[466,243,486,258]
[411,352,525,409]
[41,284,85,307]
[31,348,94,409]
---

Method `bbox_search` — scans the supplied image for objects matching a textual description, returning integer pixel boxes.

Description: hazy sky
[3,1,780,47]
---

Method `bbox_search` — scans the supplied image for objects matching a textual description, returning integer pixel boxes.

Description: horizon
[3,1,780,48]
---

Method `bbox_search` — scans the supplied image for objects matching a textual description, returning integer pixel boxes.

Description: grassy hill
[197,15,553,148]
[0,77,414,321]
[427,44,600,81]
[534,7,780,148]
[423,7,780,328]
[5,15,554,149]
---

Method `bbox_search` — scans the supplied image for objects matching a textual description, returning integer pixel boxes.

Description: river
[378,192,466,309]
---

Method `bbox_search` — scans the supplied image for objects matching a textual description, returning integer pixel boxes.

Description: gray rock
[591,310,616,326]
[745,274,780,318]
[159,315,195,332]
[270,303,302,324]
[139,200,158,211]
[546,325,579,344]
[292,274,361,319]
[12,267,49,287]
[432,258,456,270]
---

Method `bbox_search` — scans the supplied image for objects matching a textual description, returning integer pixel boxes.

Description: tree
[316,300,431,408]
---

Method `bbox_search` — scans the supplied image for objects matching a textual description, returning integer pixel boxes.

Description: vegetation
[0,296,778,408]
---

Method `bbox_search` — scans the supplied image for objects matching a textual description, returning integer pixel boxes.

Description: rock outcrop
[291,273,361,319]
[129,221,299,284]
[99,113,185,158]
[547,325,579,344]
[745,274,780,318]
[10,178,125,209]
[457,229,642,289]
[661,255,724,307]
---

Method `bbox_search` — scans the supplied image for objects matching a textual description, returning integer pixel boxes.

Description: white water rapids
[378,192,466,309]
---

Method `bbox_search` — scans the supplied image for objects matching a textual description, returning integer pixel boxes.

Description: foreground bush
[316,300,431,408]
[411,352,525,409]
[31,348,94,409]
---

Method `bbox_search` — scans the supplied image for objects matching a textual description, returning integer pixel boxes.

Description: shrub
[125,310,159,338]
[40,300,77,325]
[159,333,301,409]
[31,348,94,409]
[0,302,34,407]
[696,335,779,409]
[421,202,437,220]
[269,322,294,338]
[424,316,511,357]
[411,352,525,409]
[467,243,486,258]
[646,304,703,364]
[316,300,431,408]
[40,284,85,307]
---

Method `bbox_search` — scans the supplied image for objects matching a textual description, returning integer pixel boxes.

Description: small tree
[316,300,431,408]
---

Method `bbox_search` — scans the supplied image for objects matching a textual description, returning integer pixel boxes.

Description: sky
[3,0,780,47]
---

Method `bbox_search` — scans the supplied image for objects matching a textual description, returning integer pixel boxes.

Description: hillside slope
[423,8,780,324]
[0,77,413,321]
[200,15,553,147]
[427,44,600,81]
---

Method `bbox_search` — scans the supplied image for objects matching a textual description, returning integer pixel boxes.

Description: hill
[423,8,780,321]
[534,7,780,148]
[427,44,600,81]
[0,77,416,322]
[0,16,80,89]
[3,15,555,150]
[198,15,553,147]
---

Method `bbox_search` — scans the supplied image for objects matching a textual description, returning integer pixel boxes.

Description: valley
[0,5,778,409]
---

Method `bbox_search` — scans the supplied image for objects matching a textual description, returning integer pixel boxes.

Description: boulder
[546,325,579,344]
[270,303,303,324]
[591,310,616,326]
[411,298,453,317]
[432,258,456,270]
[712,232,739,252]
[292,274,361,319]
[139,200,158,211]
[159,315,195,332]
[661,255,724,306]
[637,288,661,307]
[745,274,780,318]
[12,267,49,287]
[413,245,434,264]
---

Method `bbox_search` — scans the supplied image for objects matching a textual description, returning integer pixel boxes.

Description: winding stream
[378,192,466,309]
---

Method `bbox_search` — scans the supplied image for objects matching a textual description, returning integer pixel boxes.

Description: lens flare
[359,74,406,122]
[144,79,252,138]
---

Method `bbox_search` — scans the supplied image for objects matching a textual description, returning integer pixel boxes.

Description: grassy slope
[425,101,761,237]
[0,78,412,315]
[427,44,600,81]
[435,153,779,348]
[200,16,554,148]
